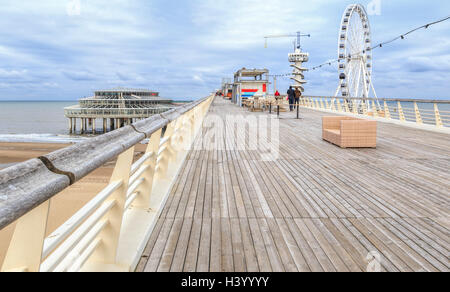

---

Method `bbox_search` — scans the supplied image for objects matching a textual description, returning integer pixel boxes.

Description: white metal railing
[262,95,450,128]
[0,95,214,272]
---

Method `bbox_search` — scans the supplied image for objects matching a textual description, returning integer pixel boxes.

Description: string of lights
[309,15,450,71]
[268,73,293,77]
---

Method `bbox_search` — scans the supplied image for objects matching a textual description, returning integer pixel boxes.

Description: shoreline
[0,134,90,144]
[0,142,146,267]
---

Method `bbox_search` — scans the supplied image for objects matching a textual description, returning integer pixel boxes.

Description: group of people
[275,87,302,111]
[287,86,302,111]
[274,87,303,111]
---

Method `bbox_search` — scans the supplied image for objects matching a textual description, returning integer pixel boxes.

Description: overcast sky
[0,0,449,100]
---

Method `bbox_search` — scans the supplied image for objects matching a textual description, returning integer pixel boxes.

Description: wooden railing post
[88,146,135,265]
[1,201,50,272]
[398,101,406,122]
[434,103,443,127]
[414,102,423,124]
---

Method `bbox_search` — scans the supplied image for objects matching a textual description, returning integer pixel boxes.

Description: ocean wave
[0,134,90,144]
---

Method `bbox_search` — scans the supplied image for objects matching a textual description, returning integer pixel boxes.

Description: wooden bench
[322,116,377,148]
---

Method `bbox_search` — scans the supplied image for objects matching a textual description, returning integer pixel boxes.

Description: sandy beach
[0,142,146,267]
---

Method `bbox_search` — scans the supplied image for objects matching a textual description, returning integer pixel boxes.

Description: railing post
[337,99,343,112]
[325,99,329,110]
[150,120,177,211]
[186,108,197,147]
[362,101,368,116]
[1,201,50,272]
[398,101,406,122]
[352,100,358,115]
[133,129,162,209]
[88,146,135,265]
[330,99,336,111]
[344,100,350,112]
[320,99,325,110]
[372,100,378,117]
[384,101,391,119]
[414,102,423,124]
[434,103,443,127]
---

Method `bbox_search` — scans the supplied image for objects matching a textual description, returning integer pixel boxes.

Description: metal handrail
[296,95,450,128]
[301,95,450,104]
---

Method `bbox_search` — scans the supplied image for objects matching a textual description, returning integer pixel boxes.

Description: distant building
[64,87,175,134]
[232,68,269,107]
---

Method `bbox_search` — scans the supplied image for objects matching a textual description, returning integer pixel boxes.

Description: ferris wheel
[335,4,378,101]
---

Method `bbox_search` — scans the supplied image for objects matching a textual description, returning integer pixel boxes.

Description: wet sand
[0,142,146,268]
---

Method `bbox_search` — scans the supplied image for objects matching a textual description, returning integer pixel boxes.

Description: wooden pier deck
[136,98,449,272]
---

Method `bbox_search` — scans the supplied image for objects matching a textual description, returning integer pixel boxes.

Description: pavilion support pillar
[92,119,96,134]
[73,118,77,133]
[69,118,73,134]
[103,119,107,133]
[110,119,114,131]
[81,118,85,134]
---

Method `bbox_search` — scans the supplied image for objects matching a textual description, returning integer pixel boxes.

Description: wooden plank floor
[136,98,450,272]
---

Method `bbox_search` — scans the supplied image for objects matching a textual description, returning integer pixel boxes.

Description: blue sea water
[0,101,89,143]
[0,99,194,143]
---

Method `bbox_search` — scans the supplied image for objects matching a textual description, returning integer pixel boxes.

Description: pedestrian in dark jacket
[294,88,302,109]
[287,86,295,111]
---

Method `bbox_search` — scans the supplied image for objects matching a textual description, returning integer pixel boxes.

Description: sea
[0,101,89,143]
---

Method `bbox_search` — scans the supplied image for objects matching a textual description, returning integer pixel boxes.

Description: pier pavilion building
[64,87,175,134]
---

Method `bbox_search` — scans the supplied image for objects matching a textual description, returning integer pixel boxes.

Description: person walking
[287,86,295,111]
[294,88,302,109]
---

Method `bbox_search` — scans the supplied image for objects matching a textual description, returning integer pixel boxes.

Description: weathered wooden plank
[197,217,211,272]
[183,218,202,272]
[143,219,175,272]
